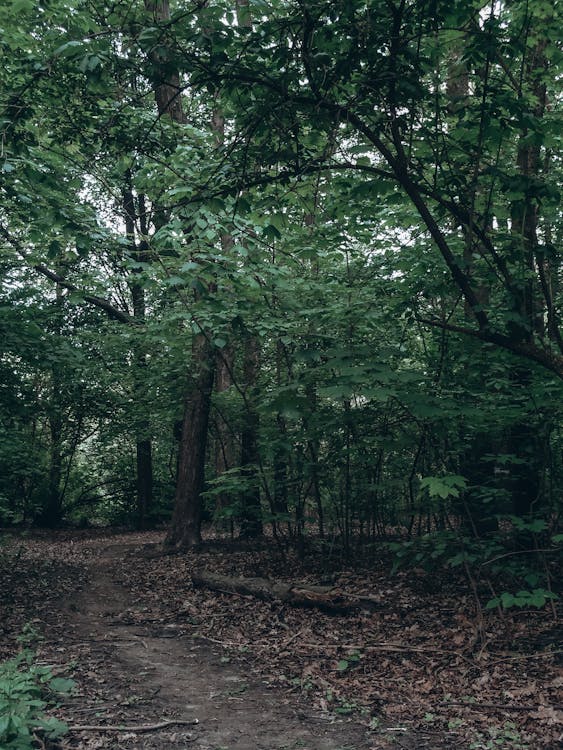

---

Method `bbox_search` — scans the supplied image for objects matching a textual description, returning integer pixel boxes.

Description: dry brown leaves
[1,528,561,749]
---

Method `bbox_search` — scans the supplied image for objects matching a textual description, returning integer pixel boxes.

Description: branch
[69,718,198,733]
[0,223,136,324]
[183,62,493,331]
[442,701,563,712]
[418,317,563,379]
[34,264,136,325]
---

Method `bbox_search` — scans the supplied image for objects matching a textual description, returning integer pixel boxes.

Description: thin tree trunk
[144,0,186,124]
[214,344,236,522]
[42,410,63,527]
[209,94,236,525]
[40,287,64,527]
[446,43,498,535]
[505,33,549,521]
[239,334,263,538]
[123,181,153,529]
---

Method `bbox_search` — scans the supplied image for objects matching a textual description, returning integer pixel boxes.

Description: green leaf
[485,597,500,610]
[179,261,200,272]
[11,0,34,11]
[48,677,76,694]
[419,475,467,499]
[42,717,69,739]
[53,41,85,58]
[0,715,11,736]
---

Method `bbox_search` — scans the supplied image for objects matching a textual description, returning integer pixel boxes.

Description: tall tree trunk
[135,438,153,529]
[212,0,264,539]
[39,287,64,527]
[42,408,63,527]
[165,335,216,549]
[145,0,215,548]
[144,0,185,124]
[239,334,263,538]
[209,93,237,524]
[214,345,236,521]
[505,32,549,521]
[272,342,290,532]
[123,181,153,529]
[446,43,498,535]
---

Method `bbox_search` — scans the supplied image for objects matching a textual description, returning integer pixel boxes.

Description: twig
[69,718,198,733]
[481,548,557,566]
[490,649,563,663]
[280,628,305,649]
[443,701,563,712]
[299,643,477,666]
[197,635,476,665]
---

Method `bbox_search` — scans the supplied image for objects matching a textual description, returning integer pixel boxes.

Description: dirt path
[56,539,379,750]
[5,530,559,748]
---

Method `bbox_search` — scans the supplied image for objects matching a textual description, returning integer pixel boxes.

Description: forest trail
[51,538,381,750]
[3,530,560,749]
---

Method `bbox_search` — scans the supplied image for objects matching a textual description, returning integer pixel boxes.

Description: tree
[0,0,560,571]
[154,0,561,537]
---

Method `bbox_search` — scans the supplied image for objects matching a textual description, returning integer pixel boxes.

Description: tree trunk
[460,429,499,536]
[123,182,153,529]
[135,438,153,530]
[238,335,263,538]
[41,410,63,527]
[165,335,216,549]
[505,35,549,521]
[144,0,186,124]
[144,0,216,548]
[39,287,64,527]
[214,345,236,520]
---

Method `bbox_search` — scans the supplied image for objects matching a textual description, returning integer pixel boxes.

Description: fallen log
[191,570,381,614]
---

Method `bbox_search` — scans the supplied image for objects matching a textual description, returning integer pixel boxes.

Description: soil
[58,539,376,750]
[1,530,561,750]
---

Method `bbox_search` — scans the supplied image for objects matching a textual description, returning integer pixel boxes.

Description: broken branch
[69,718,198,733]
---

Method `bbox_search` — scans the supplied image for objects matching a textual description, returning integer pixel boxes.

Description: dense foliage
[0,0,561,603]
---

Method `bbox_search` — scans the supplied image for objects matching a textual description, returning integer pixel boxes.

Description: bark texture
[165,335,215,549]
[191,570,382,614]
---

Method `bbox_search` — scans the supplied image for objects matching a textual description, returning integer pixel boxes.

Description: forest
[0,0,561,748]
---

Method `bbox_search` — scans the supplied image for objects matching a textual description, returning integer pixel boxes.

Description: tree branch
[69,718,198,733]
[0,222,135,325]
[34,264,136,325]
[418,317,563,379]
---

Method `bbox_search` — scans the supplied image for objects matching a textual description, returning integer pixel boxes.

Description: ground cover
[0,530,561,749]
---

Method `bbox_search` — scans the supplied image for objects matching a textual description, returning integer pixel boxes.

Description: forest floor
[0,529,561,750]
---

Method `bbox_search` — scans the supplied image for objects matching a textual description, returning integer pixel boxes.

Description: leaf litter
[0,528,561,749]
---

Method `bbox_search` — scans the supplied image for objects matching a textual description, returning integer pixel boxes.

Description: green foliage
[0,0,561,596]
[469,721,530,749]
[485,588,557,611]
[419,475,468,500]
[389,532,465,574]
[336,652,361,672]
[389,524,561,611]
[0,649,74,749]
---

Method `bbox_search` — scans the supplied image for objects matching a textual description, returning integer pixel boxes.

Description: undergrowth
[0,636,74,750]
